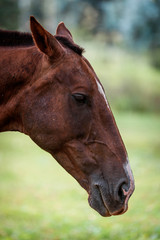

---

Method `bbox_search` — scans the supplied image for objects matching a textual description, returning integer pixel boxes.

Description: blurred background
[0,0,160,239]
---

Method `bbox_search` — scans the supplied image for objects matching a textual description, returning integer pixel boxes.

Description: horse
[0,16,134,217]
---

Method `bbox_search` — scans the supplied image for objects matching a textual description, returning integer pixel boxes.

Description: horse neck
[0,46,42,132]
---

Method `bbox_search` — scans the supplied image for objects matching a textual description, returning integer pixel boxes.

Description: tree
[0,0,19,30]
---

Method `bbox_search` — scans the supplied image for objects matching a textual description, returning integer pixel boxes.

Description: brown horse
[0,17,134,217]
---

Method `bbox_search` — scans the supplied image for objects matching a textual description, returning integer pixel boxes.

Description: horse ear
[56,22,73,41]
[30,16,64,58]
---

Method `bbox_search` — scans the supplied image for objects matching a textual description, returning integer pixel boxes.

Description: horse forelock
[55,35,84,56]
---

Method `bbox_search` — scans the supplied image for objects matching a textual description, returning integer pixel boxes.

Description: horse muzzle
[88,172,135,217]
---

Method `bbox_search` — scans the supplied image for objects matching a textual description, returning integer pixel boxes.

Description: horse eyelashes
[72,93,87,105]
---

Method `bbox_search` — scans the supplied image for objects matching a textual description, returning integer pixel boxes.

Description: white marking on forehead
[96,79,110,110]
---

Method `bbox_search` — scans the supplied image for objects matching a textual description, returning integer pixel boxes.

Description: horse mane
[0,29,84,56]
[0,29,34,47]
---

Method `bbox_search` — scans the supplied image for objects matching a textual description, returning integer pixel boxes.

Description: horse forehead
[82,61,111,110]
[69,58,111,112]
[54,56,94,88]
[52,55,109,107]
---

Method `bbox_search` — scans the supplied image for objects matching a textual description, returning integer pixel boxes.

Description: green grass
[0,112,160,240]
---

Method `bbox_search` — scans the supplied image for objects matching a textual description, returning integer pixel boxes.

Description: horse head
[20,17,134,217]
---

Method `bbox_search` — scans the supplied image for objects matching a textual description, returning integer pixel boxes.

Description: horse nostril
[116,182,129,202]
[118,185,124,201]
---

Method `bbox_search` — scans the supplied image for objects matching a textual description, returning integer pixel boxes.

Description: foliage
[56,0,160,49]
[0,0,19,30]
[150,48,160,70]
[0,113,160,240]
[119,0,160,49]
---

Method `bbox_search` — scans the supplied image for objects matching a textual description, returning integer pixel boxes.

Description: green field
[0,112,160,240]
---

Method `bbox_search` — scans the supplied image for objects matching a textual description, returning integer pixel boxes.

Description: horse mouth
[88,185,128,217]
[88,186,111,217]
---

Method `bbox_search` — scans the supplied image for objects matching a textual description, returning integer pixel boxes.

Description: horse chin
[87,183,111,217]
[88,192,111,217]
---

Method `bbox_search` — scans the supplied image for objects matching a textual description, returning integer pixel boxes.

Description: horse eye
[72,93,87,105]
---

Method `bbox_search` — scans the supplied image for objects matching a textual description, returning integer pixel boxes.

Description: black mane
[0,29,34,47]
[0,29,84,56]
